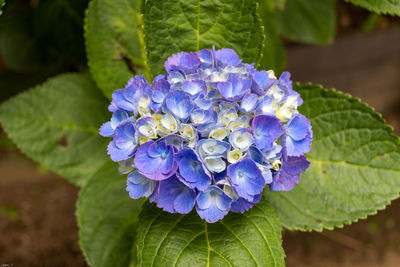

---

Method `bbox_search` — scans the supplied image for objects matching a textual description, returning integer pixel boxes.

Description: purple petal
[252,115,283,152]
[215,48,242,66]
[287,114,311,141]
[231,194,262,213]
[99,122,113,137]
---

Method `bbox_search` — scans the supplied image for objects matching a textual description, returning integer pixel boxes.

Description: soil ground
[1,7,400,267]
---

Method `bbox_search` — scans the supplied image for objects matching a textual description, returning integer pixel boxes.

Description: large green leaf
[77,161,145,267]
[345,0,400,16]
[264,83,400,231]
[258,1,286,74]
[136,200,285,267]
[143,0,265,77]
[0,74,109,186]
[85,0,148,98]
[274,0,336,44]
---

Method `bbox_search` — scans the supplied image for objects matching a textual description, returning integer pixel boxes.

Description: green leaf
[143,0,265,77]
[136,200,285,267]
[85,0,148,98]
[77,161,145,267]
[0,0,6,15]
[264,83,400,231]
[274,0,336,44]
[0,73,110,186]
[345,0,400,16]
[258,1,286,74]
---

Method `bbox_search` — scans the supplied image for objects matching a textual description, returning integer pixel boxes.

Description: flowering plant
[100,48,312,223]
[1,0,399,265]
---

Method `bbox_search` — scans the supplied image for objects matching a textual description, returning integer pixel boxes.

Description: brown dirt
[0,155,86,266]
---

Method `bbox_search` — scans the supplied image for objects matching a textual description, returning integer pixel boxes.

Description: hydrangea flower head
[100,47,312,223]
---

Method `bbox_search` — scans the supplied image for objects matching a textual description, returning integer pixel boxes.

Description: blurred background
[0,0,399,266]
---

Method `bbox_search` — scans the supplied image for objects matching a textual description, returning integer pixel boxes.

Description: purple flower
[99,110,131,137]
[111,75,151,112]
[227,158,265,202]
[126,171,157,199]
[217,75,251,102]
[107,121,138,162]
[164,90,194,121]
[284,114,312,156]
[100,47,312,222]
[270,155,310,191]
[196,185,232,223]
[251,115,283,152]
[151,175,197,214]
[134,140,178,180]
[176,148,211,190]
[231,194,262,213]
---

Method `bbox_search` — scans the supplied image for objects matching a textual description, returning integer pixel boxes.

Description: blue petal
[251,115,283,152]
[182,80,207,98]
[259,165,273,184]
[287,114,311,141]
[278,71,292,90]
[99,122,113,137]
[247,146,264,164]
[285,135,312,157]
[176,148,211,191]
[158,134,183,150]
[126,171,156,199]
[197,139,231,158]
[152,176,196,213]
[270,156,310,191]
[197,49,213,68]
[213,168,227,183]
[107,140,135,162]
[134,141,177,180]
[112,89,135,111]
[108,101,119,112]
[240,93,259,113]
[112,76,151,112]
[251,70,274,96]
[110,110,130,129]
[215,48,241,67]
[161,146,175,174]
[167,70,186,88]
[151,79,170,112]
[173,187,197,214]
[257,95,277,116]
[196,186,232,223]
[165,91,194,120]
[227,158,265,201]
[231,194,261,213]
[217,76,251,101]
[114,121,137,149]
[229,128,254,151]
[165,52,200,74]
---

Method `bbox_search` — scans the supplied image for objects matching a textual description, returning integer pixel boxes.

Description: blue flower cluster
[100,48,312,223]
